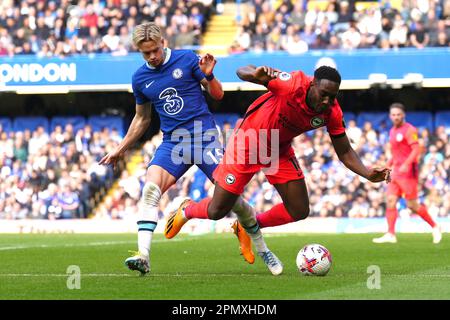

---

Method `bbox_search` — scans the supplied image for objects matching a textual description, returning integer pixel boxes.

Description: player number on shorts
[159,87,184,115]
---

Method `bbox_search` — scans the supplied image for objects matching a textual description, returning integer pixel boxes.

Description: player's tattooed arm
[236,65,281,86]
[331,133,391,183]
[99,102,151,168]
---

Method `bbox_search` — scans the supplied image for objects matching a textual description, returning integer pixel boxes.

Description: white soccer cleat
[258,250,283,276]
[372,233,397,244]
[432,226,442,244]
[125,251,150,276]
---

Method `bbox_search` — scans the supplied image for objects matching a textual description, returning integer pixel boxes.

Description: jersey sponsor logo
[412,132,418,141]
[225,174,236,185]
[396,133,403,142]
[159,87,184,115]
[310,117,324,128]
[278,72,291,81]
[145,80,155,88]
[172,68,183,79]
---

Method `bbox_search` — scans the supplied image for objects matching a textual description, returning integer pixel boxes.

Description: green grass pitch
[0,233,449,300]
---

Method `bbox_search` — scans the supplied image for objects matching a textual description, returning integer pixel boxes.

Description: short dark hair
[314,66,341,84]
[389,102,405,112]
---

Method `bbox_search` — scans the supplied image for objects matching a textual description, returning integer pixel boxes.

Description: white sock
[137,182,161,257]
[232,198,268,253]
[137,229,153,258]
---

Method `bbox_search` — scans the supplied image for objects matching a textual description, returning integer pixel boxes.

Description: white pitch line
[1,273,449,278]
[0,273,267,278]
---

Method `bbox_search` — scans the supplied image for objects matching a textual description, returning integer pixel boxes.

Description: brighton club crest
[310,117,324,128]
[225,174,236,185]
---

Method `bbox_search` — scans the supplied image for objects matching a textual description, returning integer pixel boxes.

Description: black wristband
[205,73,215,81]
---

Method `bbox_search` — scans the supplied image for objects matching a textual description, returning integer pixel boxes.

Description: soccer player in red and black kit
[373,103,442,244]
[164,65,391,274]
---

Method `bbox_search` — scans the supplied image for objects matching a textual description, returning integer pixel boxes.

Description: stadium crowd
[94,118,449,221]
[1,0,449,57]
[0,0,214,57]
[230,0,450,53]
[0,122,121,219]
[0,116,448,220]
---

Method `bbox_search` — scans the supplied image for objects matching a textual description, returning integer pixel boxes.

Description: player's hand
[255,66,281,83]
[367,167,391,183]
[199,53,217,76]
[98,148,124,170]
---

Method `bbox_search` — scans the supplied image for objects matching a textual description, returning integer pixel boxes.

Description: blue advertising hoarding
[0,48,449,92]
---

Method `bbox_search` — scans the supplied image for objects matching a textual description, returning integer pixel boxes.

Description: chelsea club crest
[172,68,183,79]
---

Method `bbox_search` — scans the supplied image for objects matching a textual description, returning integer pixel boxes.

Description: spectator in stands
[2,0,446,55]
[1,0,214,57]
[300,24,317,48]
[234,26,251,51]
[285,33,309,54]
[174,23,198,48]
[0,120,119,220]
[316,22,332,49]
[288,1,306,30]
[327,35,341,49]
[409,20,430,49]
[334,1,354,33]
[13,132,28,163]
[424,144,444,164]
[389,18,408,48]
[346,119,363,146]
[58,184,80,219]
[341,24,361,50]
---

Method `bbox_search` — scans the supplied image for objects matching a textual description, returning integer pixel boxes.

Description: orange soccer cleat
[232,220,255,264]
[164,199,192,239]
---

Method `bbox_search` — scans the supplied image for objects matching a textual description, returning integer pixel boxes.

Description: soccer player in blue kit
[99,22,282,276]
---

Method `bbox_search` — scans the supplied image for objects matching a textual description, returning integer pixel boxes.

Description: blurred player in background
[165,65,391,267]
[99,22,274,275]
[373,103,442,244]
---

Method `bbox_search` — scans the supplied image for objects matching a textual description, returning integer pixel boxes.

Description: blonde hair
[132,22,162,47]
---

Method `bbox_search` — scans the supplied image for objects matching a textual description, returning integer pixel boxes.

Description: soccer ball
[296,244,332,276]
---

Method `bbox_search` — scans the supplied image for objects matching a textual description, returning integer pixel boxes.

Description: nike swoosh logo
[145,81,155,88]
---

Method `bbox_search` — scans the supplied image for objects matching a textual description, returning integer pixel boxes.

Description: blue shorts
[149,130,223,181]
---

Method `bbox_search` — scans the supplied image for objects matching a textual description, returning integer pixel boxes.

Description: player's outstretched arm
[331,133,391,183]
[99,102,152,168]
[236,65,280,86]
[199,53,224,100]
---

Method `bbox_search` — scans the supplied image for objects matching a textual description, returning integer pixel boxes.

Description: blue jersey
[132,48,216,138]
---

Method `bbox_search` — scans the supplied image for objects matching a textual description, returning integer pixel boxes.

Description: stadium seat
[406,111,434,132]
[213,113,241,128]
[50,116,86,133]
[435,111,450,134]
[88,115,124,136]
[306,0,329,11]
[343,112,356,123]
[13,116,49,133]
[0,117,12,132]
[356,112,390,129]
